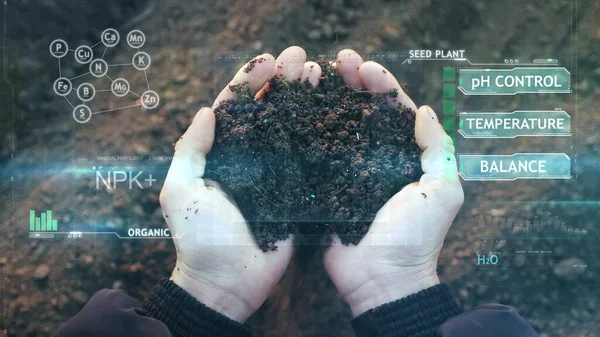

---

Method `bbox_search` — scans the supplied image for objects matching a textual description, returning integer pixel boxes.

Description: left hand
[160,46,318,322]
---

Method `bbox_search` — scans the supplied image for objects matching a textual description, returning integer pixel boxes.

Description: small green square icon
[442,118,455,132]
[443,84,456,98]
[443,67,456,82]
[443,100,456,116]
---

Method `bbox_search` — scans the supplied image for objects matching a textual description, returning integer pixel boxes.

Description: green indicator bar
[458,110,571,138]
[30,210,35,231]
[442,118,455,132]
[47,210,52,230]
[458,153,571,181]
[52,220,58,231]
[458,67,571,95]
[443,84,455,98]
[35,217,41,231]
[41,212,47,231]
[443,67,456,81]
[443,100,456,116]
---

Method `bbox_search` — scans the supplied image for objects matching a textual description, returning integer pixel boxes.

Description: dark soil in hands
[206,60,422,250]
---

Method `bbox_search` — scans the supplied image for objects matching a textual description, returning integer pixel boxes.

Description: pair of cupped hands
[159,46,464,322]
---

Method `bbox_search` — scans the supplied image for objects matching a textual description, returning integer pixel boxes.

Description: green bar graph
[443,118,455,132]
[443,67,456,81]
[30,210,59,232]
[30,210,35,231]
[443,83,456,98]
[442,100,456,116]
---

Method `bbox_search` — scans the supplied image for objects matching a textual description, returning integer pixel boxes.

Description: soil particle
[207,60,422,251]
[244,57,265,73]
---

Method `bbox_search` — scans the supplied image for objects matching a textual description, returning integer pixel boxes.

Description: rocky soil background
[1,0,599,336]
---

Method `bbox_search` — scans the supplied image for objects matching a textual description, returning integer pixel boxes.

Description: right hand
[324,49,464,317]
[160,46,319,323]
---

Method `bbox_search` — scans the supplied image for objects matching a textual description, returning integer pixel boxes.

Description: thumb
[415,105,460,187]
[262,235,295,276]
[323,234,353,279]
[161,107,214,207]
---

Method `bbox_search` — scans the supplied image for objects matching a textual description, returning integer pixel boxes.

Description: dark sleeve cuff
[142,278,252,337]
[351,283,461,337]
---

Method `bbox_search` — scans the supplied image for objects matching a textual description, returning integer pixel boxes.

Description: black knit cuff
[142,278,252,337]
[351,283,460,337]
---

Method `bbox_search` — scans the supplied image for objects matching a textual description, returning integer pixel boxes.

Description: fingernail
[426,106,438,121]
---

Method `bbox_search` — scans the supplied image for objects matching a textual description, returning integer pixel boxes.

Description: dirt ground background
[1,0,599,336]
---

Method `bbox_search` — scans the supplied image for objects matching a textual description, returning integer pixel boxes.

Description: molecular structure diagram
[49,28,160,123]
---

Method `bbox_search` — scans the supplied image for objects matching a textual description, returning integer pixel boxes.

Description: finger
[329,233,343,246]
[414,105,460,186]
[256,46,306,98]
[324,233,361,259]
[167,107,215,184]
[415,105,445,151]
[300,61,322,87]
[175,107,216,155]
[212,53,276,108]
[358,61,417,111]
[264,235,294,264]
[335,49,363,89]
[204,179,239,208]
[274,46,306,80]
[323,234,362,286]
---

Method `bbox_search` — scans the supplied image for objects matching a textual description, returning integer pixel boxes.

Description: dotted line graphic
[50,28,160,123]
